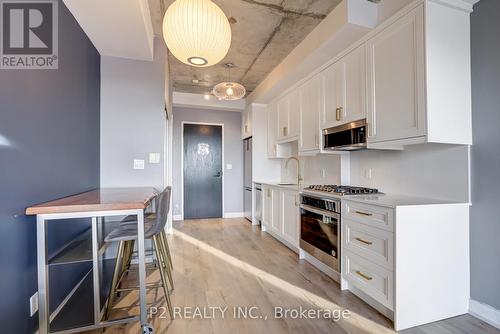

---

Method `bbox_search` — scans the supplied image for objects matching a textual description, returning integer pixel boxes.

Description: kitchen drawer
[344,219,394,270]
[343,201,394,232]
[344,251,394,310]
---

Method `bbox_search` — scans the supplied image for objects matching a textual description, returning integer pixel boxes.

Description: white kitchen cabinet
[321,44,366,130]
[366,1,472,147]
[288,90,300,139]
[267,102,278,158]
[280,189,300,247]
[341,198,470,331]
[299,76,321,154]
[275,92,299,144]
[241,106,252,139]
[276,96,289,142]
[366,5,425,144]
[262,185,273,227]
[270,187,281,235]
[261,184,300,251]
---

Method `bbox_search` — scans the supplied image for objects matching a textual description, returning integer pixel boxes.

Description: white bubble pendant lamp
[162,0,231,67]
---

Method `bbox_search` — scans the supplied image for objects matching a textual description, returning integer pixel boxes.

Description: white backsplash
[279,143,469,203]
[349,144,470,202]
[281,154,341,185]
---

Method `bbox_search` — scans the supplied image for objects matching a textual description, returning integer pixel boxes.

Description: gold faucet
[285,157,303,185]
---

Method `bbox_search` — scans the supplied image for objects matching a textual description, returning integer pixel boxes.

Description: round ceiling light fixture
[212,63,246,101]
[162,0,232,67]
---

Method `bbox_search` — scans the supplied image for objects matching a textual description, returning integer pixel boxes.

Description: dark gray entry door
[183,123,223,219]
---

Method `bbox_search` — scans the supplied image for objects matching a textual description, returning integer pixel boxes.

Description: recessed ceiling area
[148,0,342,96]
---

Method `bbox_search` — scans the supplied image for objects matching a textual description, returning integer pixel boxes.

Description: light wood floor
[90,218,499,334]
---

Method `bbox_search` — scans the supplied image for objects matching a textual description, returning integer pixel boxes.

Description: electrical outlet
[320,169,327,178]
[30,292,38,316]
[148,153,160,164]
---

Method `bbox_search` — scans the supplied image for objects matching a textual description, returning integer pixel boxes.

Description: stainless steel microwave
[323,119,367,151]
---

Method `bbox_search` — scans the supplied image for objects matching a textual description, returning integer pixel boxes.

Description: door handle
[214,171,223,177]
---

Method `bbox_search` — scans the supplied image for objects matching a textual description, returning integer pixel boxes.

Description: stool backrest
[150,186,171,234]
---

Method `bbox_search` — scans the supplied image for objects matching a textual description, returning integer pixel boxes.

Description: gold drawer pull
[355,237,373,245]
[355,270,373,281]
[355,210,373,216]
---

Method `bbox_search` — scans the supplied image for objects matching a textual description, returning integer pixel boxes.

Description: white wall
[172,107,243,218]
[376,0,414,24]
[100,38,166,190]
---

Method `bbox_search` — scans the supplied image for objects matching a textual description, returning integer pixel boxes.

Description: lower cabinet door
[270,188,282,235]
[281,190,300,247]
[262,186,272,227]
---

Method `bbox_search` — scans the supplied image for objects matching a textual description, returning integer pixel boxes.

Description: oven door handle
[300,204,340,219]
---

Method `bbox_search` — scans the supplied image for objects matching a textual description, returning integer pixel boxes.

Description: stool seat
[104,222,155,242]
[120,213,156,226]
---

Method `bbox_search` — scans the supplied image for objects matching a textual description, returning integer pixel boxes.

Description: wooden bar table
[26,187,159,334]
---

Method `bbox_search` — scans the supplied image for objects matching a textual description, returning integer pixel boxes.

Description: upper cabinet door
[366,4,426,143]
[277,96,290,141]
[321,45,366,129]
[267,103,278,157]
[242,107,252,139]
[321,61,345,129]
[288,90,300,139]
[299,76,321,152]
[344,45,366,124]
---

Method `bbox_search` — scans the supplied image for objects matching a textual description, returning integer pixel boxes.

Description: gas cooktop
[304,185,379,196]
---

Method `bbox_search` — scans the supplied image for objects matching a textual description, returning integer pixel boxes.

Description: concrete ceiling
[148,0,342,96]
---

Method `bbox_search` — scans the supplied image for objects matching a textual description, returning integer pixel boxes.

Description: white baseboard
[173,214,183,221]
[469,299,500,329]
[223,212,244,218]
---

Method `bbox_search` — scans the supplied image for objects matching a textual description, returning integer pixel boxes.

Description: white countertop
[253,181,301,191]
[341,193,469,208]
[256,181,469,207]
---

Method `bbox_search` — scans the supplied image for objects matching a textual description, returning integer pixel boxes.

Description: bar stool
[104,187,173,320]
[119,190,173,274]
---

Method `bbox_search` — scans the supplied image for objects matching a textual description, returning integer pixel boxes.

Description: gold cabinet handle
[245,125,248,132]
[355,237,373,245]
[355,210,373,216]
[355,270,373,281]
[283,126,288,137]
[335,107,343,121]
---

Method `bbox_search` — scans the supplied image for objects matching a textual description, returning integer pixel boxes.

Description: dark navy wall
[470,0,500,311]
[0,1,100,332]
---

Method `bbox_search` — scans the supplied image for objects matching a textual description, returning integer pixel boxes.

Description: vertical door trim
[181,121,225,220]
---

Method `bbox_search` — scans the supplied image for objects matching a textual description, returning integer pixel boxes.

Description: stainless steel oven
[323,118,367,151]
[300,194,341,272]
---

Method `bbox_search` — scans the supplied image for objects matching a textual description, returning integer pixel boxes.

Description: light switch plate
[133,159,145,170]
[30,292,38,316]
[149,153,160,164]
[226,164,233,170]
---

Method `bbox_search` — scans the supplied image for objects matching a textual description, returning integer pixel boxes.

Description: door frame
[181,121,225,220]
